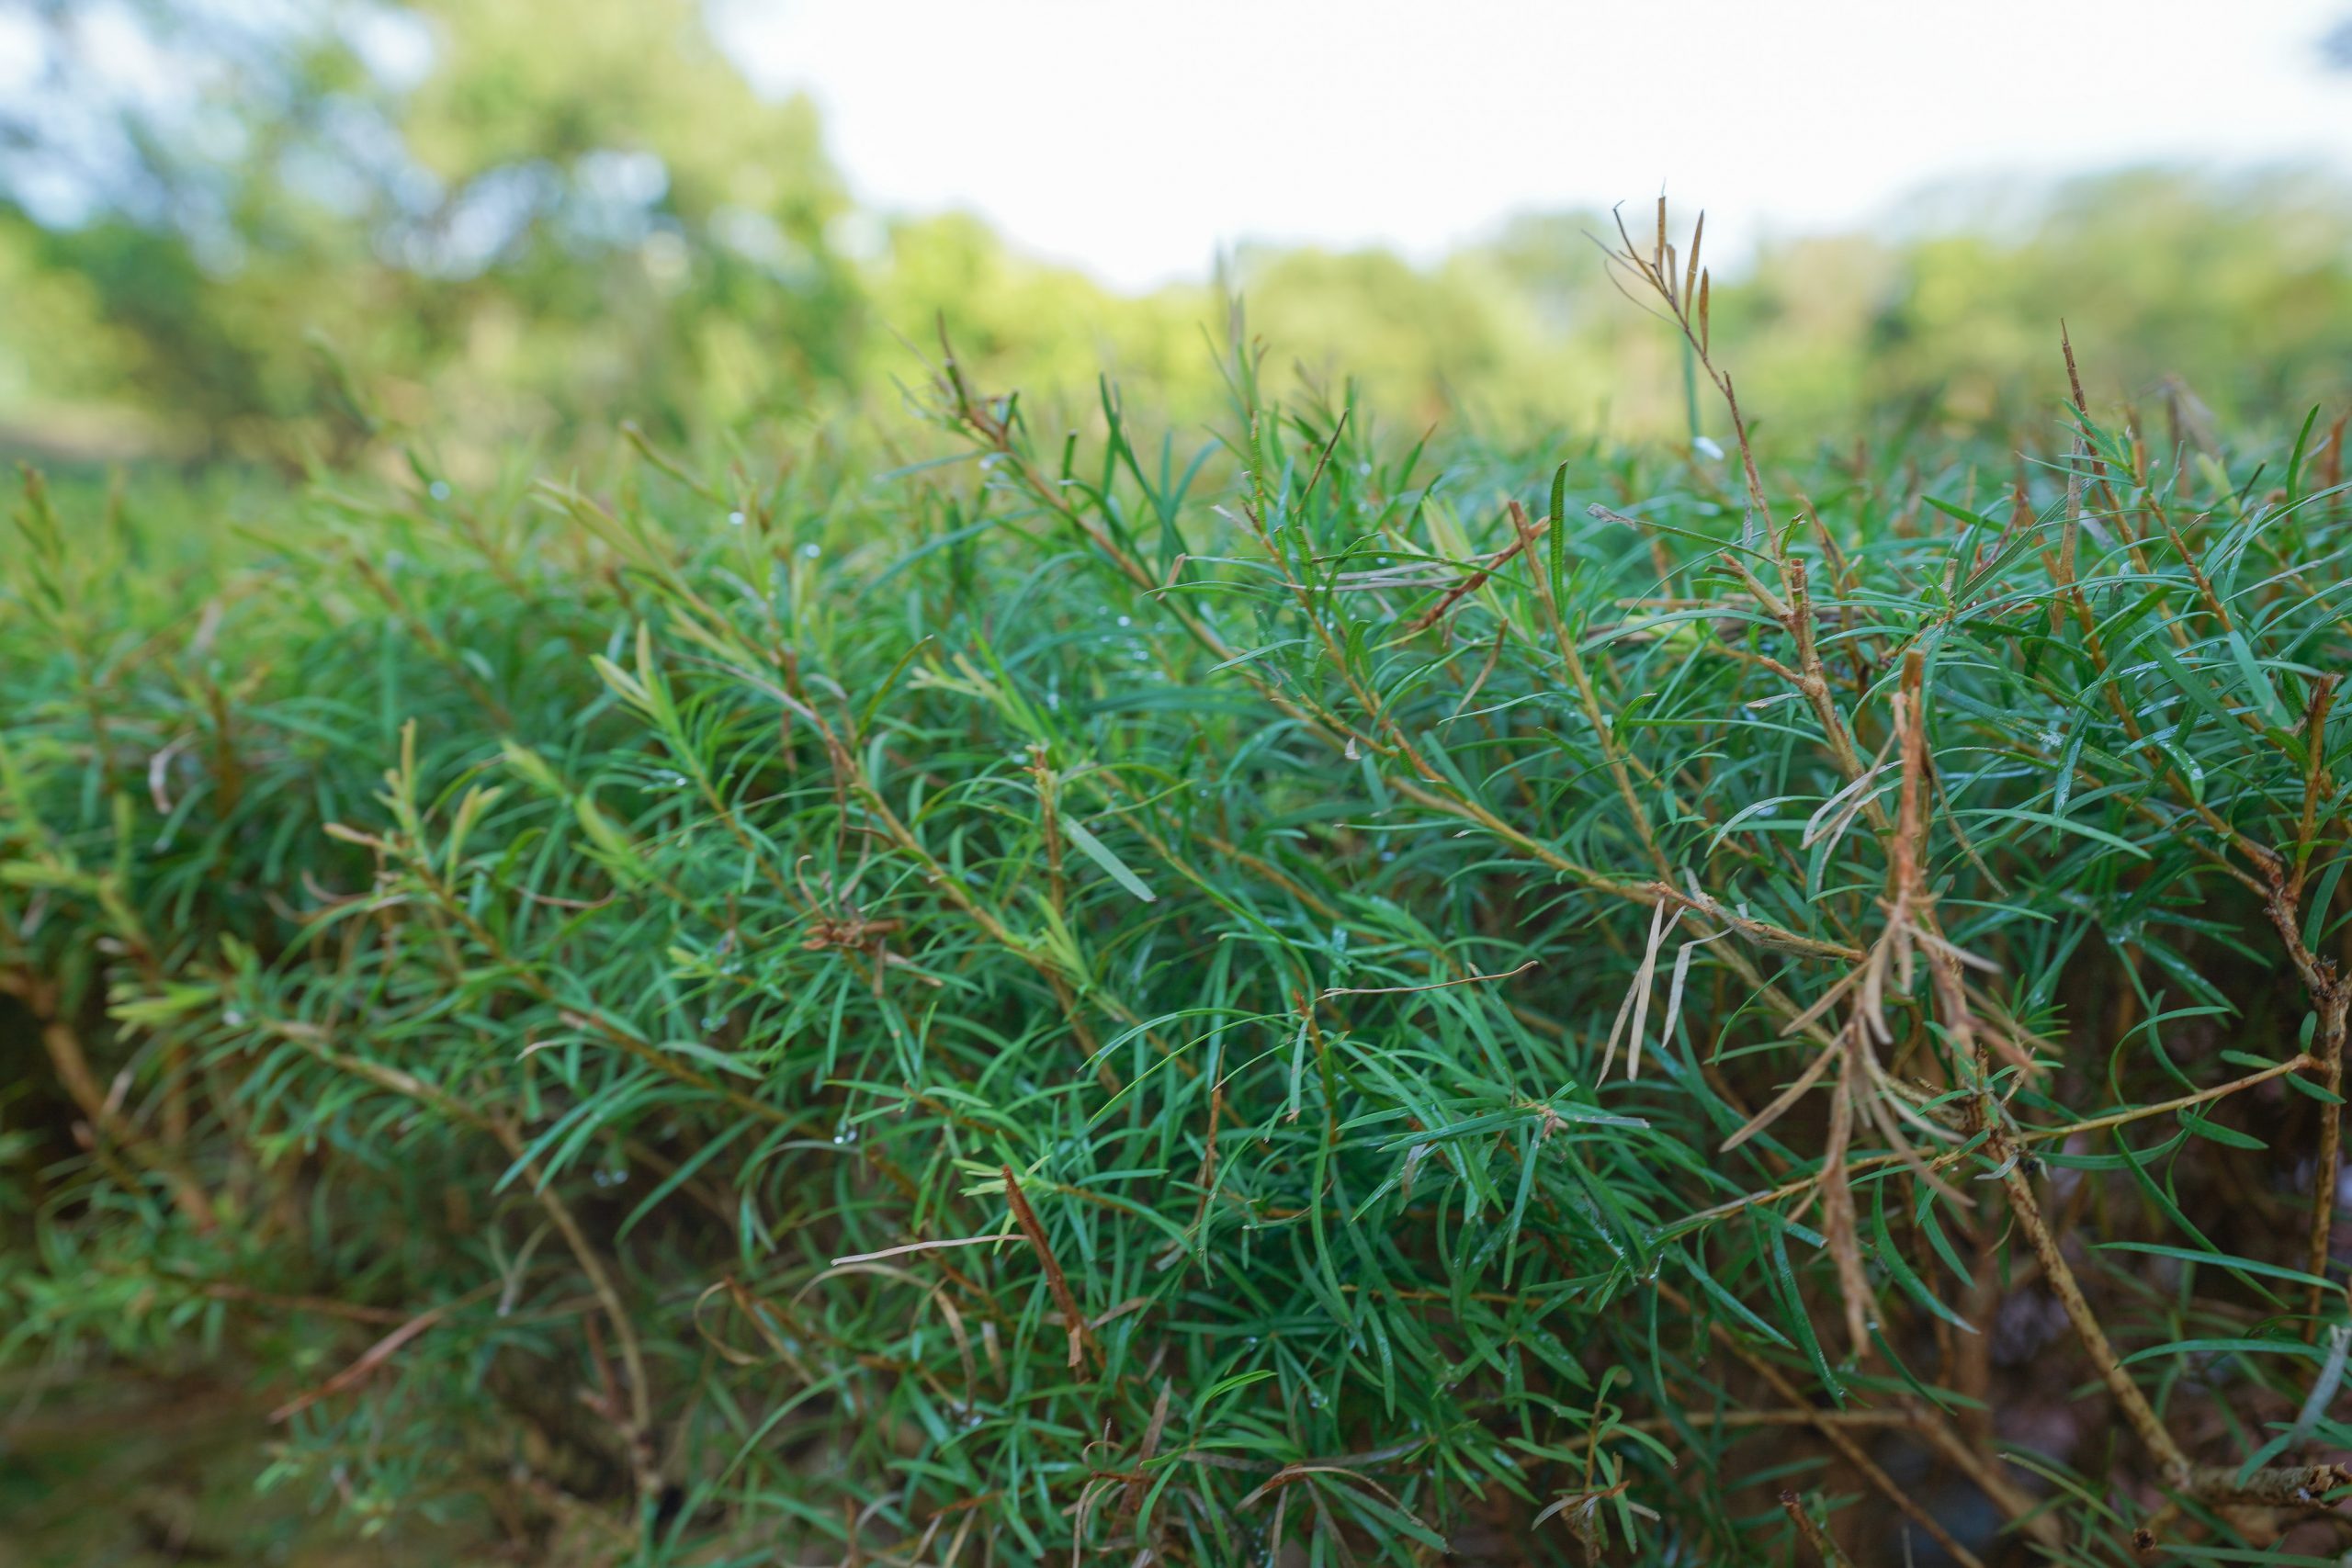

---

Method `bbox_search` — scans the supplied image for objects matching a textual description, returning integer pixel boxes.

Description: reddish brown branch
[1003,1165,1098,1371]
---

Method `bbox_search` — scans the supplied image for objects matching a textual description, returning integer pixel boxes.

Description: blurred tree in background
[0,0,859,460]
[1,0,2348,467]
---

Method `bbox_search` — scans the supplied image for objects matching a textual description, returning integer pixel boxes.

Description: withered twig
[1003,1165,1099,1371]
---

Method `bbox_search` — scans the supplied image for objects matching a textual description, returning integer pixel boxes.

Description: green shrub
[7,243,2352,1564]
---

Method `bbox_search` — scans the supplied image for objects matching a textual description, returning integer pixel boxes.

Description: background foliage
[6,3,2352,468]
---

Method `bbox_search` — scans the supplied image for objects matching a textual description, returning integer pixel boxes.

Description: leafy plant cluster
[7,220,2352,1563]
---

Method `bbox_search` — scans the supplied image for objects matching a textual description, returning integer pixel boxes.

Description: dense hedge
[7,289,2352,1563]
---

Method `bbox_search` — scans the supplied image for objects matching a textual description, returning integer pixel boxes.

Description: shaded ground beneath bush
[1,1377,513,1568]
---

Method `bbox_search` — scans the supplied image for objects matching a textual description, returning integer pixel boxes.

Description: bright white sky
[714,0,2352,290]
